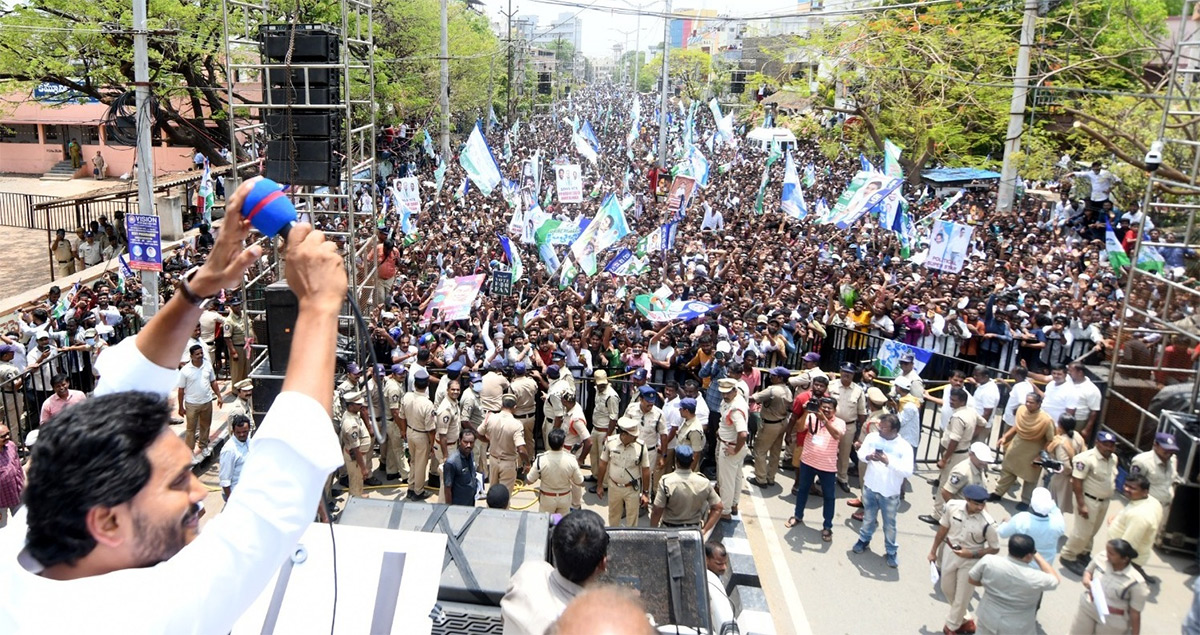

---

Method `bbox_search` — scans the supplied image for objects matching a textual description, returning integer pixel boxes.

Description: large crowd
[2,81,1196,634]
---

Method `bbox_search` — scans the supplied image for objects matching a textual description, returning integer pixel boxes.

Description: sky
[476,0,804,58]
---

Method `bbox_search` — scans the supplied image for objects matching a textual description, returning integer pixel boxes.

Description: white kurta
[0,337,342,634]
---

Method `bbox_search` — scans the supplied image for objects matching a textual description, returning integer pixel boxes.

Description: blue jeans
[793,463,836,530]
[858,486,900,556]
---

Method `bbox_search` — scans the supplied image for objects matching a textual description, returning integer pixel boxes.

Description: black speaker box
[267,66,337,88]
[267,138,335,160]
[264,111,340,137]
[599,528,711,630]
[264,159,338,186]
[337,499,551,606]
[267,86,340,107]
[247,356,285,427]
[1161,484,1198,555]
[260,24,339,62]
[264,280,299,374]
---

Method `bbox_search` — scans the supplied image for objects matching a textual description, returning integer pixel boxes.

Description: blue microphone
[240,178,297,239]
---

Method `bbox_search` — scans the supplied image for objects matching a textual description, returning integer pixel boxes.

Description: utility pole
[996,0,1038,212]
[633,11,641,90]
[132,0,158,316]
[656,0,671,169]
[505,0,515,125]
[439,0,450,159]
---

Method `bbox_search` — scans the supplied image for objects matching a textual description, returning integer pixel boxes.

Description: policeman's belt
[763,417,787,425]
[540,490,571,497]
[1084,493,1108,502]
[662,521,698,528]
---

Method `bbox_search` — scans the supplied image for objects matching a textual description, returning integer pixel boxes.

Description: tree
[637,48,712,99]
[792,0,1174,187]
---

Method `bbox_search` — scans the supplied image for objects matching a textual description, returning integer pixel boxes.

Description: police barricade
[0,348,95,446]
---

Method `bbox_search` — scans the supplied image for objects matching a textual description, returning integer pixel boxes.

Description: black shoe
[412,490,433,500]
[364,477,382,487]
[987,493,1003,503]
[1061,558,1087,576]
[837,480,851,494]
[1015,502,1029,512]
[337,475,350,488]
[918,514,940,526]
[749,478,770,488]
[588,485,598,494]
[427,475,441,489]
[386,472,401,481]
[584,475,597,483]
[1080,552,1093,564]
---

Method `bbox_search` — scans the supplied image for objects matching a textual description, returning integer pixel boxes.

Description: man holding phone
[929,484,1001,635]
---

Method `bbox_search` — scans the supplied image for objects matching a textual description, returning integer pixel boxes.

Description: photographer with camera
[0,179,347,632]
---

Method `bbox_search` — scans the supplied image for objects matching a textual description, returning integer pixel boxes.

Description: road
[193,440,1197,635]
[739,460,1195,635]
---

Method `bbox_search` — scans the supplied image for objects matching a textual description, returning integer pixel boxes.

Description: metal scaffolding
[1101,3,1200,456]
[220,0,378,370]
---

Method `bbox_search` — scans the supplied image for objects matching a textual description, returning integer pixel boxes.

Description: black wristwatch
[177,268,216,309]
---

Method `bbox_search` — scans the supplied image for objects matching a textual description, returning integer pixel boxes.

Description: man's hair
[548,428,566,450]
[24,392,172,568]
[949,388,969,404]
[1126,473,1151,492]
[704,541,727,560]
[1057,415,1076,434]
[229,414,251,429]
[188,344,203,355]
[50,373,69,387]
[950,369,967,380]
[486,483,510,509]
[877,413,900,434]
[1007,533,1037,559]
[1010,365,1028,379]
[973,365,991,378]
[552,509,609,584]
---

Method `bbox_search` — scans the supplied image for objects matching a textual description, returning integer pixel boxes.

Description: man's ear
[86,504,128,549]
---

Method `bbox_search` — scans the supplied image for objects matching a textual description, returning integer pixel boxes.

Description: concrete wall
[0,140,196,177]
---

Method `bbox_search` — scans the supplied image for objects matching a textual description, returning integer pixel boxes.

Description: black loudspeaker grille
[264,281,298,373]
[267,66,337,88]
[264,159,338,186]
[264,111,341,137]
[267,86,340,107]
[247,357,284,427]
[260,24,339,62]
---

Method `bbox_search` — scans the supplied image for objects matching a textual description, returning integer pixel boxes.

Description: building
[529,12,583,52]
[670,8,718,49]
[0,83,214,178]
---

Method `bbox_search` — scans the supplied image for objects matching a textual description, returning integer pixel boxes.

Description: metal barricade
[0,349,95,444]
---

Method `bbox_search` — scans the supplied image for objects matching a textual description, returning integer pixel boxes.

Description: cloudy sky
[476,0,804,57]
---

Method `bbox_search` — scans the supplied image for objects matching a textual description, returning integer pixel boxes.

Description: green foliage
[637,48,712,99]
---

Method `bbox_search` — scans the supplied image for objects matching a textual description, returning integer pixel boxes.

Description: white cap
[1030,487,1054,515]
[716,341,731,355]
[969,442,994,462]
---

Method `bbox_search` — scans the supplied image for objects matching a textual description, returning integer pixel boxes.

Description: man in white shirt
[178,344,221,456]
[219,414,251,499]
[971,366,1001,441]
[700,201,724,231]
[0,190,346,634]
[1036,365,1076,424]
[852,413,914,568]
[1067,362,1103,439]
[1002,366,1037,428]
[1072,161,1120,210]
[78,232,103,268]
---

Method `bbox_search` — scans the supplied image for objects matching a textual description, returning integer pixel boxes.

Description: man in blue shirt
[442,430,479,506]
[996,487,1065,566]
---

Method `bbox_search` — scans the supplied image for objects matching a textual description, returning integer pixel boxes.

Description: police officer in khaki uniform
[526,428,585,515]
[382,364,409,482]
[400,369,437,500]
[921,442,993,525]
[936,388,979,500]
[509,362,540,452]
[433,379,464,485]
[462,372,488,473]
[631,385,665,494]
[1069,539,1149,635]
[673,399,706,471]
[829,362,868,490]
[596,417,651,527]
[1105,473,1163,582]
[1129,432,1180,536]
[543,365,573,446]
[1060,431,1119,574]
[476,394,529,496]
[749,367,793,487]
[50,229,76,278]
[226,379,254,423]
[332,362,363,427]
[224,298,251,387]
[589,370,620,480]
[928,484,1000,635]
[339,391,378,497]
[651,445,723,534]
[479,359,509,414]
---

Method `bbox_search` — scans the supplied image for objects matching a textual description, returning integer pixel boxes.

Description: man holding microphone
[0,178,348,633]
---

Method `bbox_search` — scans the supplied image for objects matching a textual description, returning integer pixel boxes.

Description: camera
[1033,450,1064,474]
[1144,140,1163,173]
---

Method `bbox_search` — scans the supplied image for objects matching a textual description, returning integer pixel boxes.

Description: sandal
[784,517,800,529]
[821,529,833,542]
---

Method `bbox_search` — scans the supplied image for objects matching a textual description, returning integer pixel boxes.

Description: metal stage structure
[220,0,378,373]
[1101,0,1200,555]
